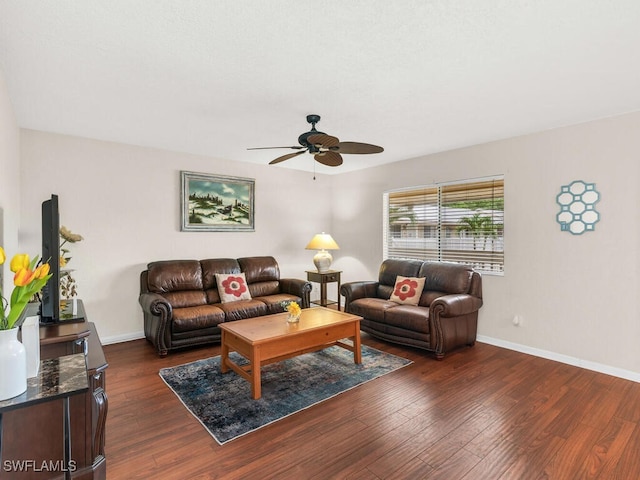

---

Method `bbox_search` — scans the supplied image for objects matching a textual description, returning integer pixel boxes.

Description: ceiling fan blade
[269,150,306,165]
[314,151,343,167]
[248,146,304,150]
[308,133,340,148]
[333,141,384,154]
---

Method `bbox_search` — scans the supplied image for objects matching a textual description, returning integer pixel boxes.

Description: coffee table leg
[353,324,362,364]
[251,345,261,399]
[221,331,229,373]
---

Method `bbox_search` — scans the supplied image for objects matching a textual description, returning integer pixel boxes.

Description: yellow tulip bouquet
[0,246,52,330]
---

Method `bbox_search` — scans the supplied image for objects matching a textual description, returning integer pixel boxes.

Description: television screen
[40,194,60,323]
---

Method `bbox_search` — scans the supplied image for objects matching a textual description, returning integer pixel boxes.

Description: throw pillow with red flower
[215,273,252,303]
[389,275,425,306]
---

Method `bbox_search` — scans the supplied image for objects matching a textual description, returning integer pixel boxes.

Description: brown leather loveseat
[341,259,482,359]
[139,256,312,356]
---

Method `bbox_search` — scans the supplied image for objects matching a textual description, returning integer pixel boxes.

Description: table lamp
[305,232,340,273]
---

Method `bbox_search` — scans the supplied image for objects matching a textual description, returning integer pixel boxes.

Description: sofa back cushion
[377,258,423,298]
[238,256,281,297]
[418,261,473,295]
[201,258,241,289]
[200,258,241,304]
[146,260,206,308]
[147,260,203,292]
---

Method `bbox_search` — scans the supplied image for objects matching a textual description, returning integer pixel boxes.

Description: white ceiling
[1,1,640,174]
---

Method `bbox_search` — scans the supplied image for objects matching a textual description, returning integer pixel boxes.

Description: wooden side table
[306,270,342,310]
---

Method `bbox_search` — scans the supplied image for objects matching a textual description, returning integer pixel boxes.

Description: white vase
[22,315,41,378]
[0,327,28,401]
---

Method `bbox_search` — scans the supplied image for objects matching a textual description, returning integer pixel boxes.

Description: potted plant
[0,246,51,400]
[59,226,84,306]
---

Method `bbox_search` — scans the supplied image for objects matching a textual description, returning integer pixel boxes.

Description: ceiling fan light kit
[248,114,383,168]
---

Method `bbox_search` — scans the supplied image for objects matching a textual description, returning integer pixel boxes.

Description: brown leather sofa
[340,259,482,359]
[139,256,312,356]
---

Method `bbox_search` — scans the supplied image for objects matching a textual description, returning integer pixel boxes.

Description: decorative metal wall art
[556,180,600,235]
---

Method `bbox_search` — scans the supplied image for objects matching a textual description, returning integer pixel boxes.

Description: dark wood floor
[104,335,640,479]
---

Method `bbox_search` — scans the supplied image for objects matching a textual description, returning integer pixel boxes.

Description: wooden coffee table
[219,307,362,399]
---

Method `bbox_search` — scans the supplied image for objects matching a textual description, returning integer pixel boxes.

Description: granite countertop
[0,353,89,412]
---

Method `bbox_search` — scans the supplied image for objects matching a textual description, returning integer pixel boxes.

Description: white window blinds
[383,176,504,274]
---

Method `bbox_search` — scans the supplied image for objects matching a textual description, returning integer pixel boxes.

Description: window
[383,176,504,274]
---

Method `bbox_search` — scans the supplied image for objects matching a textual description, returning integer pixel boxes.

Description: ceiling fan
[248,114,384,167]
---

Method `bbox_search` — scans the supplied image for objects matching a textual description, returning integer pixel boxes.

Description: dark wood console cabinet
[1,306,108,479]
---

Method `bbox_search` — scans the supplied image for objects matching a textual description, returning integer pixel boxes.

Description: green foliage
[456,213,502,251]
[447,199,504,210]
[388,206,417,223]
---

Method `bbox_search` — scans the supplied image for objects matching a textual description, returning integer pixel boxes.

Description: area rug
[159,344,412,444]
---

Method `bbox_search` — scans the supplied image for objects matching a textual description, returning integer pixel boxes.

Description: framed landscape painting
[180,171,255,232]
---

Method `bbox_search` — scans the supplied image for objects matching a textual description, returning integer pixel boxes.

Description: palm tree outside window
[383,176,504,274]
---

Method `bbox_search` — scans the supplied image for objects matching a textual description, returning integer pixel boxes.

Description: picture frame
[180,171,255,232]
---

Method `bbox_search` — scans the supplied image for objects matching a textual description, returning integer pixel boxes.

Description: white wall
[6,58,640,378]
[332,111,640,378]
[0,72,21,295]
[19,130,334,342]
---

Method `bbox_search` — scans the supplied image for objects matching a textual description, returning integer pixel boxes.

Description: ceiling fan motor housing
[298,114,324,149]
[298,131,326,149]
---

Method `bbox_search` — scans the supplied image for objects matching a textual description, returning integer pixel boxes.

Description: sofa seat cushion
[218,299,269,321]
[172,305,226,333]
[253,294,300,314]
[384,305,430,333]
[348,298,397,322]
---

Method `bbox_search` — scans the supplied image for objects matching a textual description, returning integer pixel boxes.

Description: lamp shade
[305,233,339,273]
[305,233,340,251]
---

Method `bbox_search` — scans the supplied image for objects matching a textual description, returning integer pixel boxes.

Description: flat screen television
[39,194,85,324]
[40,194,60,323]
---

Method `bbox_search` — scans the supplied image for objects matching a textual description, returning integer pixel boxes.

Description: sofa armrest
[139,292,172,356]
[430,293,483,317]
[279,278,313,309]
[340,281,379,312]
[139,292,172,316]
[429,293,483,358]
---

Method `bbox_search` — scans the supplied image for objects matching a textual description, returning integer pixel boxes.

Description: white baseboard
[477,335,640,384]
[101,331,145,345]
